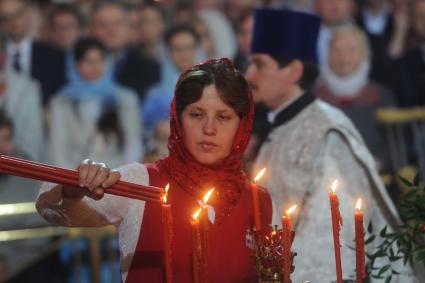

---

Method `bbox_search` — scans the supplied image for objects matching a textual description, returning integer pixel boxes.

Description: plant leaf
[368,221,374,234]
[365,235,376,245]
[399,175,413,187]
[380,226,388,237]
[378,264,391,277]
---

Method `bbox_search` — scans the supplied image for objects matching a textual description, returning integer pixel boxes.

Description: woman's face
[77,48,106,81]
[329,31,365,77]
[181,84,241,165]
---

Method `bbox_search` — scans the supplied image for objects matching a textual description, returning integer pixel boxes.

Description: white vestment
[254,99,418,282]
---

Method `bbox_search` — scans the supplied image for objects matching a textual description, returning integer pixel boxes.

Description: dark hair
[97,105,124,150]
[270,54,319,91]
[164,24,200,46]
[47,3,85,28]
[175,59,250,120]
[0,109,14,135]
[73,36,108,63]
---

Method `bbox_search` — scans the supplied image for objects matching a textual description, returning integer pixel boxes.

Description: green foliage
[362,174,425,282]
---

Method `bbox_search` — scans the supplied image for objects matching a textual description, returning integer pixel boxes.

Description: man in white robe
[246,7,419,282]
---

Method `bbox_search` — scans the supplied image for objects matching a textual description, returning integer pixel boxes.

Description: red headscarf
[159,58,254,224]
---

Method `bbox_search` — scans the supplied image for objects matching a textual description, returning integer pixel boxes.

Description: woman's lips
[199,141,217,151]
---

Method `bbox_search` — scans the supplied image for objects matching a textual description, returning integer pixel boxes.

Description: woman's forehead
[187,85,235,112]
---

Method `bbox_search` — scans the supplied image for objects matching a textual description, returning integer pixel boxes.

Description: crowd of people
[0,0,422,172]
[0,0,422,175]
[0,0,424,282]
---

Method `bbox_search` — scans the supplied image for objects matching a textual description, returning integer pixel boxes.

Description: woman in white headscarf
[315,24,396,173]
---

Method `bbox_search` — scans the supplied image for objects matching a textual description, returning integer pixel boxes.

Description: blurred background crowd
[0,0,424,282]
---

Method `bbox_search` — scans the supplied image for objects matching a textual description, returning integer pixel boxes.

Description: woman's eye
[218,115,231,121]
[190,112,203,118]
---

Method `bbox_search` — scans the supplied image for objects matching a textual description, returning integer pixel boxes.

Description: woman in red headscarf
[36,58,272,283]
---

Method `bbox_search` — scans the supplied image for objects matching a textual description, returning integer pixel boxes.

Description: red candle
[252,168,267,230]
[355,199,365,283]
[329,180,343,283]
[191,208,202,283]
[162,184,173,283]
[200,188,214,283]
[282,205,297,283]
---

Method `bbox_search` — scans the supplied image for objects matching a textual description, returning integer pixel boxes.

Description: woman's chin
[194,153,224,166]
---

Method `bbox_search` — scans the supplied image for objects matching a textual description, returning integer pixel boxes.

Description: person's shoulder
[403,46,423,62]
[313,99,353,126]
[125,48,159,67]
[366,81,397,106]
[116,162,149,185]
[308,99,364,140]
[4,70,41,100]
[5,69,36,88]
[49,91,71,106]
[32,41,65,57]
[116,85,138,99]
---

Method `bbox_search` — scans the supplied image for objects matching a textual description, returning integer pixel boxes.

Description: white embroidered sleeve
[35,163,148,228]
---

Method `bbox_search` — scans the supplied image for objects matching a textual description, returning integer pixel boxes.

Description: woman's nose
[202,118,217,136]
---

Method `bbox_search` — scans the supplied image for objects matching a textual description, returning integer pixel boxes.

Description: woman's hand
[62,159,121,200]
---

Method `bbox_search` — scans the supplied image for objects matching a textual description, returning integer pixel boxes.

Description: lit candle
[355,199,365,283]
[200,188,214,283]
[162,184,173,283]
[252,168,267,231]
[282,205,297,283]
[329,180,343,283]
[191,208,202,283]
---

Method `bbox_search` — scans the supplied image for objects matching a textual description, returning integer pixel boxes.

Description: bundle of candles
[249,179,366,283]
[0,155,164,203]
[251,206,297,283]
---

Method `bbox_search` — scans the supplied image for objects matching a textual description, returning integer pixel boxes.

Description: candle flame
[271,230,276,236]
[162,183,170,204]
[192,207,202,221]
[286,205,297,215]
[202,188,214,205]
[331,180,338,193]
[254,168,267,183]
[356,198,362,211]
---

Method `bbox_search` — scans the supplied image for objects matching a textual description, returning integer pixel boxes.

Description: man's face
[0,0,30,42]
[91,5,129,52]
[139,6,164,45]
[245,53,292,109]
[51,13,81,49]
[169,31,198,72]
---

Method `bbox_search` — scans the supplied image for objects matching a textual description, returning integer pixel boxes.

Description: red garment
[125,163,271,283]
[125,59,272,282]
[315,82,381,108]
